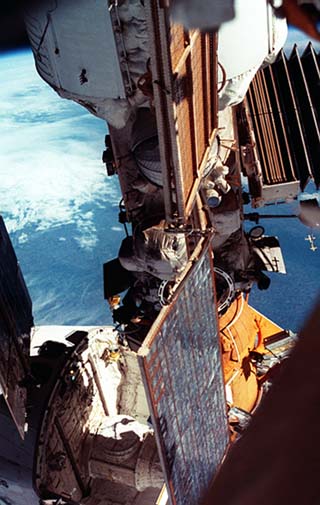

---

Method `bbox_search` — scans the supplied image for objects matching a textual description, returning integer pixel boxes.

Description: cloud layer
[0,50,120,251]
[0,50,123,325]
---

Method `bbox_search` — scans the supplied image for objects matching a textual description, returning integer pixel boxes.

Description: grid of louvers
[246,43,320,190]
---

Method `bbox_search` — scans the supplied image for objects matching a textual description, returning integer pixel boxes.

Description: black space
[0,1,32,51]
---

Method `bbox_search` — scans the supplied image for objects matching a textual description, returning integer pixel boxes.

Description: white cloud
[74,212,98,250]
[0,148,118,240]
[0,50,120,250]
[18,232,29,244]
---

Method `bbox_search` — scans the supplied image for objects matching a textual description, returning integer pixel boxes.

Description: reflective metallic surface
[0,216,33,438]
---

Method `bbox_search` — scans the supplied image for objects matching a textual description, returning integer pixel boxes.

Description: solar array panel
[139,244,229,505]
[145,2,218,222]
[246,43,320,192]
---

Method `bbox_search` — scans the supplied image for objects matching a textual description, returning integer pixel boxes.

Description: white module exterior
[170,0,235,30]
[218,0,287,109]
[218,0,287,79]
[25,0,125,99]
[25,0,150,128]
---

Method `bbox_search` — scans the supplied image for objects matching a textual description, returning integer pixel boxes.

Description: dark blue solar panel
[139,244,229,505]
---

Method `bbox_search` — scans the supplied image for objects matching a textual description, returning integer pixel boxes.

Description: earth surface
[0,49,122,326]
[0,39,319,331]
